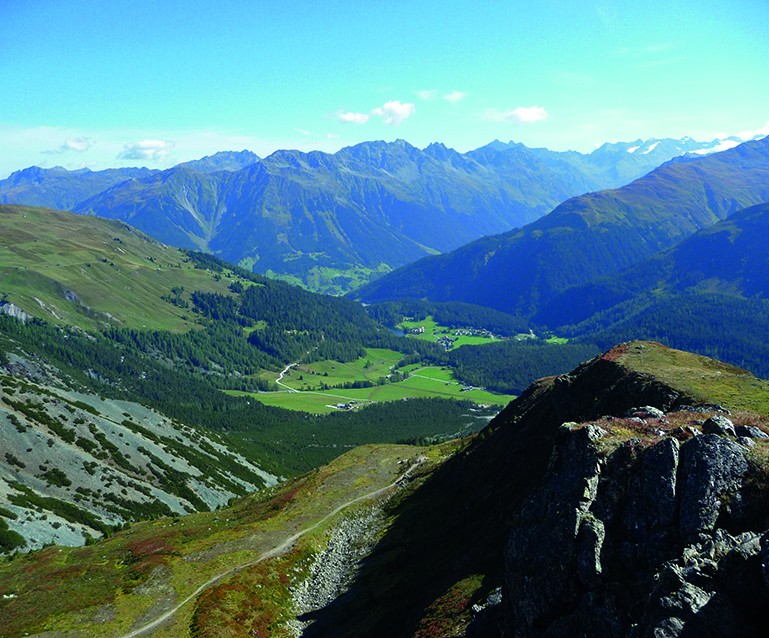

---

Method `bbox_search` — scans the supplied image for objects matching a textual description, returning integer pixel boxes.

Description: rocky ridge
[503,413,769,638]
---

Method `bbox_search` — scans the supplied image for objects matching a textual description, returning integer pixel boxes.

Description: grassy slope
[615,340,769,414]
[0,443,451,638]
[0,205,238,331]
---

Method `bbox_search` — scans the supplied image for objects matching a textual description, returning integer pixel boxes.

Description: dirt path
[117,459,423,638]
[274,337,324,391]
[409,371,461,386]
[275,361,299,391]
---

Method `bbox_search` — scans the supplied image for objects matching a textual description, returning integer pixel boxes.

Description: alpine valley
[2,132,769,638]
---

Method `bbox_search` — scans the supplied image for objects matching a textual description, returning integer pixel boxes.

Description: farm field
[229,356,516,414]
[266,348,404,391]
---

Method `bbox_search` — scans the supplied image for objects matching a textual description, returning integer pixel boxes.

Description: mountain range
[537,201,769,328]
[0,135,743,293]
[0,165,156,211]
[356,136,769,316]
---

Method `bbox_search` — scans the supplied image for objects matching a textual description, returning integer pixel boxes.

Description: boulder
[734,425,769,439]
[626,405,666,420]
[702,416,736,437]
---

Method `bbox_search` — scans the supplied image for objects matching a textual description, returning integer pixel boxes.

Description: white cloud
[0,125,351,178]
[731,121,769,140]
[337,111,370,124]
[62,136,94,152]
[371,100,416,126]
[710,121,769,142]
[443,91,466,103]
[327,133,340,139]
[294,128,313,136]
[42,136,95,154]
[484,106,549,124]
[117,139,175,161]
[417,89,436,100]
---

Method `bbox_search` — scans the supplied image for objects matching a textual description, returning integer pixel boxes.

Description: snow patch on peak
[642,141,660,155]
[626,146,640,154]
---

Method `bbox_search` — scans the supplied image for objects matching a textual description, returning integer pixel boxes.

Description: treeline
[445,341,602,394]
[187,261,446,367]
[105,321,272,391]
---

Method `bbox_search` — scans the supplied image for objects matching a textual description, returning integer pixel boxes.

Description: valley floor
[229,347,516,414]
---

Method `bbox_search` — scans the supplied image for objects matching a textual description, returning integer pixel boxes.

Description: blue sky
[1,0,768,177]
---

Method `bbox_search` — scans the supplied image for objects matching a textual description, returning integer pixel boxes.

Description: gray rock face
[0,302,30,322]
[502,430,767,638]
[639,437,680,563]
[577,515,606,585]
[678,435,748,540]
[701,415,736,437]
[760,532,769,591]
[504,424,604,638]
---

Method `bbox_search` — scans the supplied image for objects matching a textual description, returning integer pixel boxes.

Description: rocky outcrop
[0,302,30,323]
[502,424,768,638]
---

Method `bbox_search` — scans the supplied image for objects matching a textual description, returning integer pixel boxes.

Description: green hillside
[0,205,238,331]
[536,203,769,378]
[537,202,769,327]
[0,206,524,480]
[0,443,449,637]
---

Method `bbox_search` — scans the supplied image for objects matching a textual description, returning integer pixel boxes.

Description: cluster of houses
[453,328,500,339]
[333,401,358,410]
[436,335,457,351]
[404,320,540,351]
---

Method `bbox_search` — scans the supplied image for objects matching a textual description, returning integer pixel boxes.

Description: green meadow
[277,347,404,390]
[230,348,516,414]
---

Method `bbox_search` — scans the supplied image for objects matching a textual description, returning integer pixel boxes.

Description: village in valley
[403,317,537,351]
